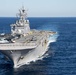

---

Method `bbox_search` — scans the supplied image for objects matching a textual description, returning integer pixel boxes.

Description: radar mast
[17,6,28,20]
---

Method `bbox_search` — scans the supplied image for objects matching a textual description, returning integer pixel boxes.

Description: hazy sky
[0,0,76,17]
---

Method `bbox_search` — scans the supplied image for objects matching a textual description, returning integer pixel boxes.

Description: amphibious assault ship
[0,7,56,68]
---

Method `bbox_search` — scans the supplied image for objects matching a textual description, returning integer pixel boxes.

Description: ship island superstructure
[0,6,56,68]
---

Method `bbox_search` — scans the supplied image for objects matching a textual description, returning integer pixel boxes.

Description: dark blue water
[0,17,76,75]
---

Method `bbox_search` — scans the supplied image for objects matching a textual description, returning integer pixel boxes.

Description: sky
[0,0,76,17]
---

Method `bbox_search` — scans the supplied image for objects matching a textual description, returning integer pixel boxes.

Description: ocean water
[0,17,76,75]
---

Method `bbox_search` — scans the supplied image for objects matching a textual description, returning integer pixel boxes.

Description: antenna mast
[17,6,28,20]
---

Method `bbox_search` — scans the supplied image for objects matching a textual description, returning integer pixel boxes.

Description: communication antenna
[16,6,28,20]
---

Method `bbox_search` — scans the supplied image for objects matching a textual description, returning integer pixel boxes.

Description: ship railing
[0,43,37,47]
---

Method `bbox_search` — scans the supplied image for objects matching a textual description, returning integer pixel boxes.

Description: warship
[0,6,56,68]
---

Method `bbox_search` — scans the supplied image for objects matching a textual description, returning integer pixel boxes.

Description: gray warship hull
[0,39,49,68]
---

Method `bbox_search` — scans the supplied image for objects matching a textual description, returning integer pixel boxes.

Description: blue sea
[0,17,76,75]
